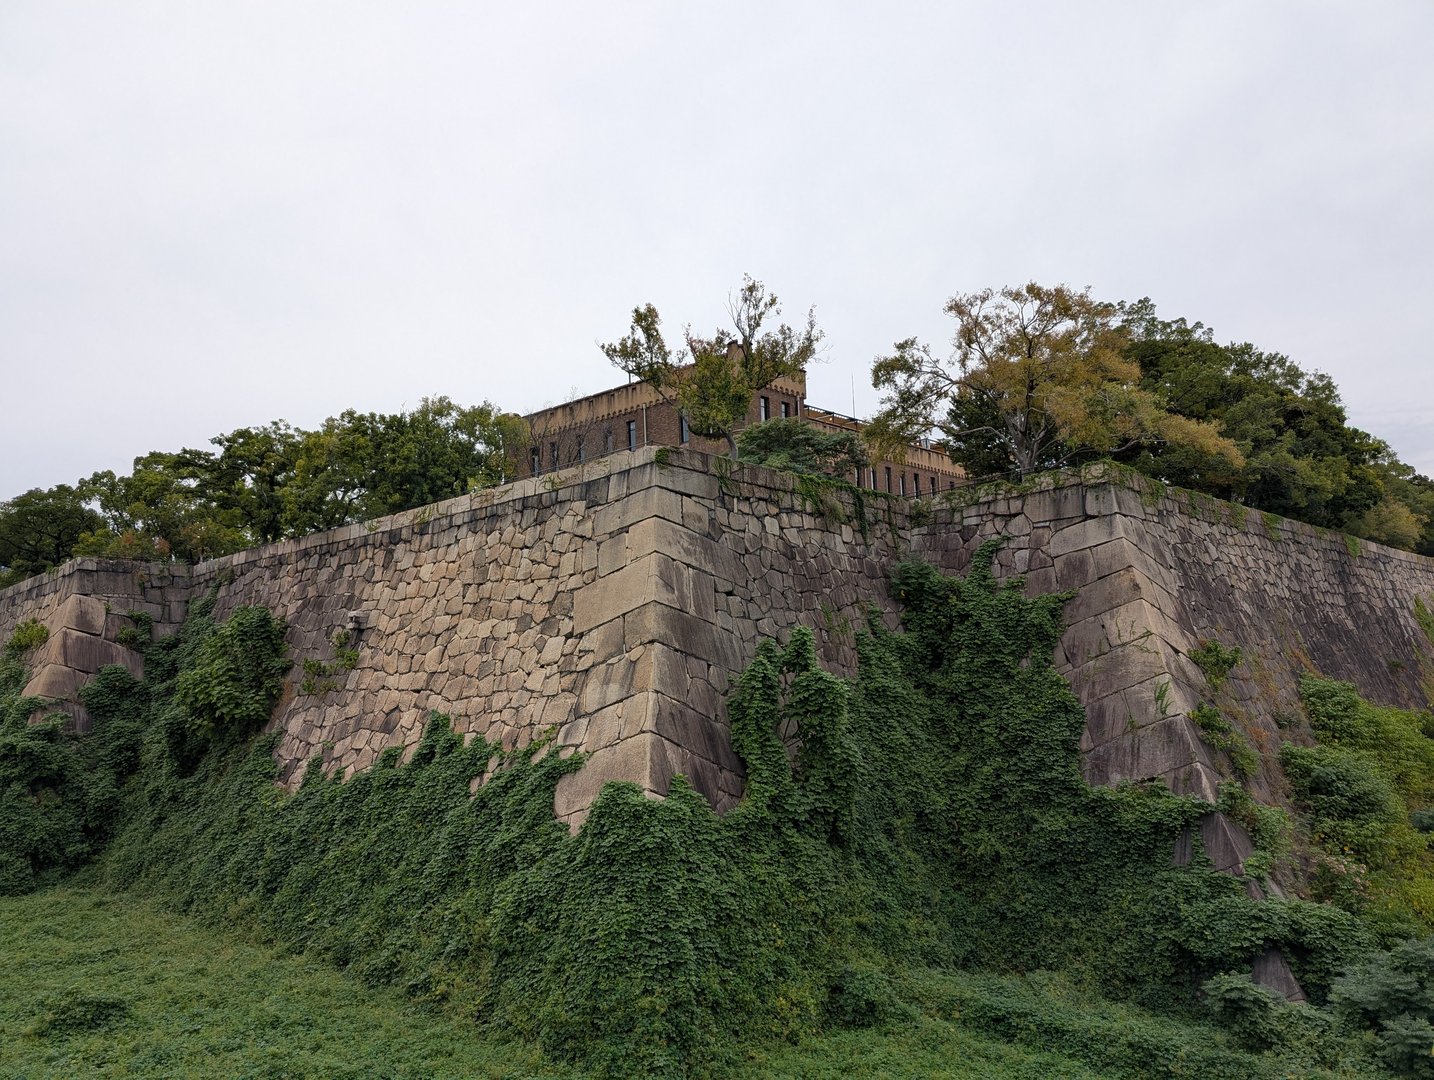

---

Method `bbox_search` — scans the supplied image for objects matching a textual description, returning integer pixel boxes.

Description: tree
[1116,299,1429,548]
[0,485,103,587]
[601,275,823,456]
[868,283,1242,480]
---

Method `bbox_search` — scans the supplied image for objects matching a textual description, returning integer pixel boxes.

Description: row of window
[526,398,795,477]
[856,466,956,496]
[530,420,642,475]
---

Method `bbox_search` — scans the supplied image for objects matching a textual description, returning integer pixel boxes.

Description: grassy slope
[0,882,558,1080]
[0,884,1122,1080]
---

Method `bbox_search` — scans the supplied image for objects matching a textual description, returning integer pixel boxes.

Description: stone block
[1199,811,1254,875]
[33,628,143,679]
[51,594,107,636]
[1048,515,1127,559]
[1082,715,1212,788]
[22,665,89,702]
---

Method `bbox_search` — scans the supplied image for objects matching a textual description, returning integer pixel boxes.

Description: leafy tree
[281,397,524,531]
[602,275,823,456]
[869,283,1241,479]
[75,452,248,563]
[736,417,868,479]
[0,485,103,587]
[1116,299,1431,548]
[2,397,524,582]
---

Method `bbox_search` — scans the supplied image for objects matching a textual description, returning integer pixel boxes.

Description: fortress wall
[911,466,1434,805]
[0,558,192,729]
[5,453,1433,829]
[178,448,906,825]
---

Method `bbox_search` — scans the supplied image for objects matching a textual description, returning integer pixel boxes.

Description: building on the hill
[515,370,965,495]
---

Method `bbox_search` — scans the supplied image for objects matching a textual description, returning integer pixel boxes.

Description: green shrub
[5,618,48,656]
[1190,640,1243,689]
[1331,939,1434,1077]
[170,604,288,763]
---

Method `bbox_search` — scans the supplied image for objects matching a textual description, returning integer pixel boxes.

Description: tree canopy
[601,275,822,455]
[868,283,1242,480]
[0,397,524,585]
[1114,300,1433,553]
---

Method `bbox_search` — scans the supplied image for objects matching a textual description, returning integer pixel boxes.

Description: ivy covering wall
[3,546,1429,1076]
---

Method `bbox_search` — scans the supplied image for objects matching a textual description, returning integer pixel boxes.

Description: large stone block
[51,594,107,636]
[22,665,89,702]
[33,628,143,679]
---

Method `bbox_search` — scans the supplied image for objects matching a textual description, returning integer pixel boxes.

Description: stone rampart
[5,451,1433,832]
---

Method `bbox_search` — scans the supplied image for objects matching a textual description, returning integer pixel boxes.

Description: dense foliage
[0,397,525,584]
[1281,676,1434,936]
[736,417,868,479]
[1115,301,1434,553]
[864,285,1430,553]
[867,283,1241,479]
[0,624,144,894]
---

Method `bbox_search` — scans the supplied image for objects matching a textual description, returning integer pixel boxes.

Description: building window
[679,414,689,444]
[854,467,862,486]
[929,476,937,495]
[530,447,540,476]
[913,473,919,496]
[884,466,892,492]
[760,396,770,421]
[869,468,877,489]
[949,479,956,490]
[549,442,559,470]
[899,474,907,496]
[604,428,614,454]
[627,420,637,450]
[781,401,790,418]
[577,439,586,463]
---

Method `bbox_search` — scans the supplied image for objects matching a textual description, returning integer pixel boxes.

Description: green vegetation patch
[1282,676,1434,934]
[0,884,557,1080]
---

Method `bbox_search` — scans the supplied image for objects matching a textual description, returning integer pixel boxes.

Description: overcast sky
[2,1,1431,499]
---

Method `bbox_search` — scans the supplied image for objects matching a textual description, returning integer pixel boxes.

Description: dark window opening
[530,447,540,475]
[760,396,770,421]
[627,420,637,450]
[577,440,586,463]
[899,474,907,496]
[781,401,790,418]
[549,442,559,469]
[884,466,892,492]
[604,428,614,453]
[679,414,689,444]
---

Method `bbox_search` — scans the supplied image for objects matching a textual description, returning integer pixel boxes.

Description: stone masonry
[4,450,1433,836]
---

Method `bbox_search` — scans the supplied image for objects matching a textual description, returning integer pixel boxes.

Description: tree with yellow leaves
[868,282,1243,480]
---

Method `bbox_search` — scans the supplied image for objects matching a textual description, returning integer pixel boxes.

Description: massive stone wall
[912,467,1434,808]
[5,450,1433,832]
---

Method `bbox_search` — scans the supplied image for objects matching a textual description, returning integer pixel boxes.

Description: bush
[171,605,288,762]
[1331,938,1434,1077]
[5,618,48,656]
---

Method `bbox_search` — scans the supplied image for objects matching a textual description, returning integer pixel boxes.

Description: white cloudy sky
[2,1,1431,499]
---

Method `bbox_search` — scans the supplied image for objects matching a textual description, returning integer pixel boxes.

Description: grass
[0,881,559,1080]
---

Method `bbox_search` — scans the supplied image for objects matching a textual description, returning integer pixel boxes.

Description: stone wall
[0,558,191,730]
[5,451,1433,832]
[911,466,1434,808]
